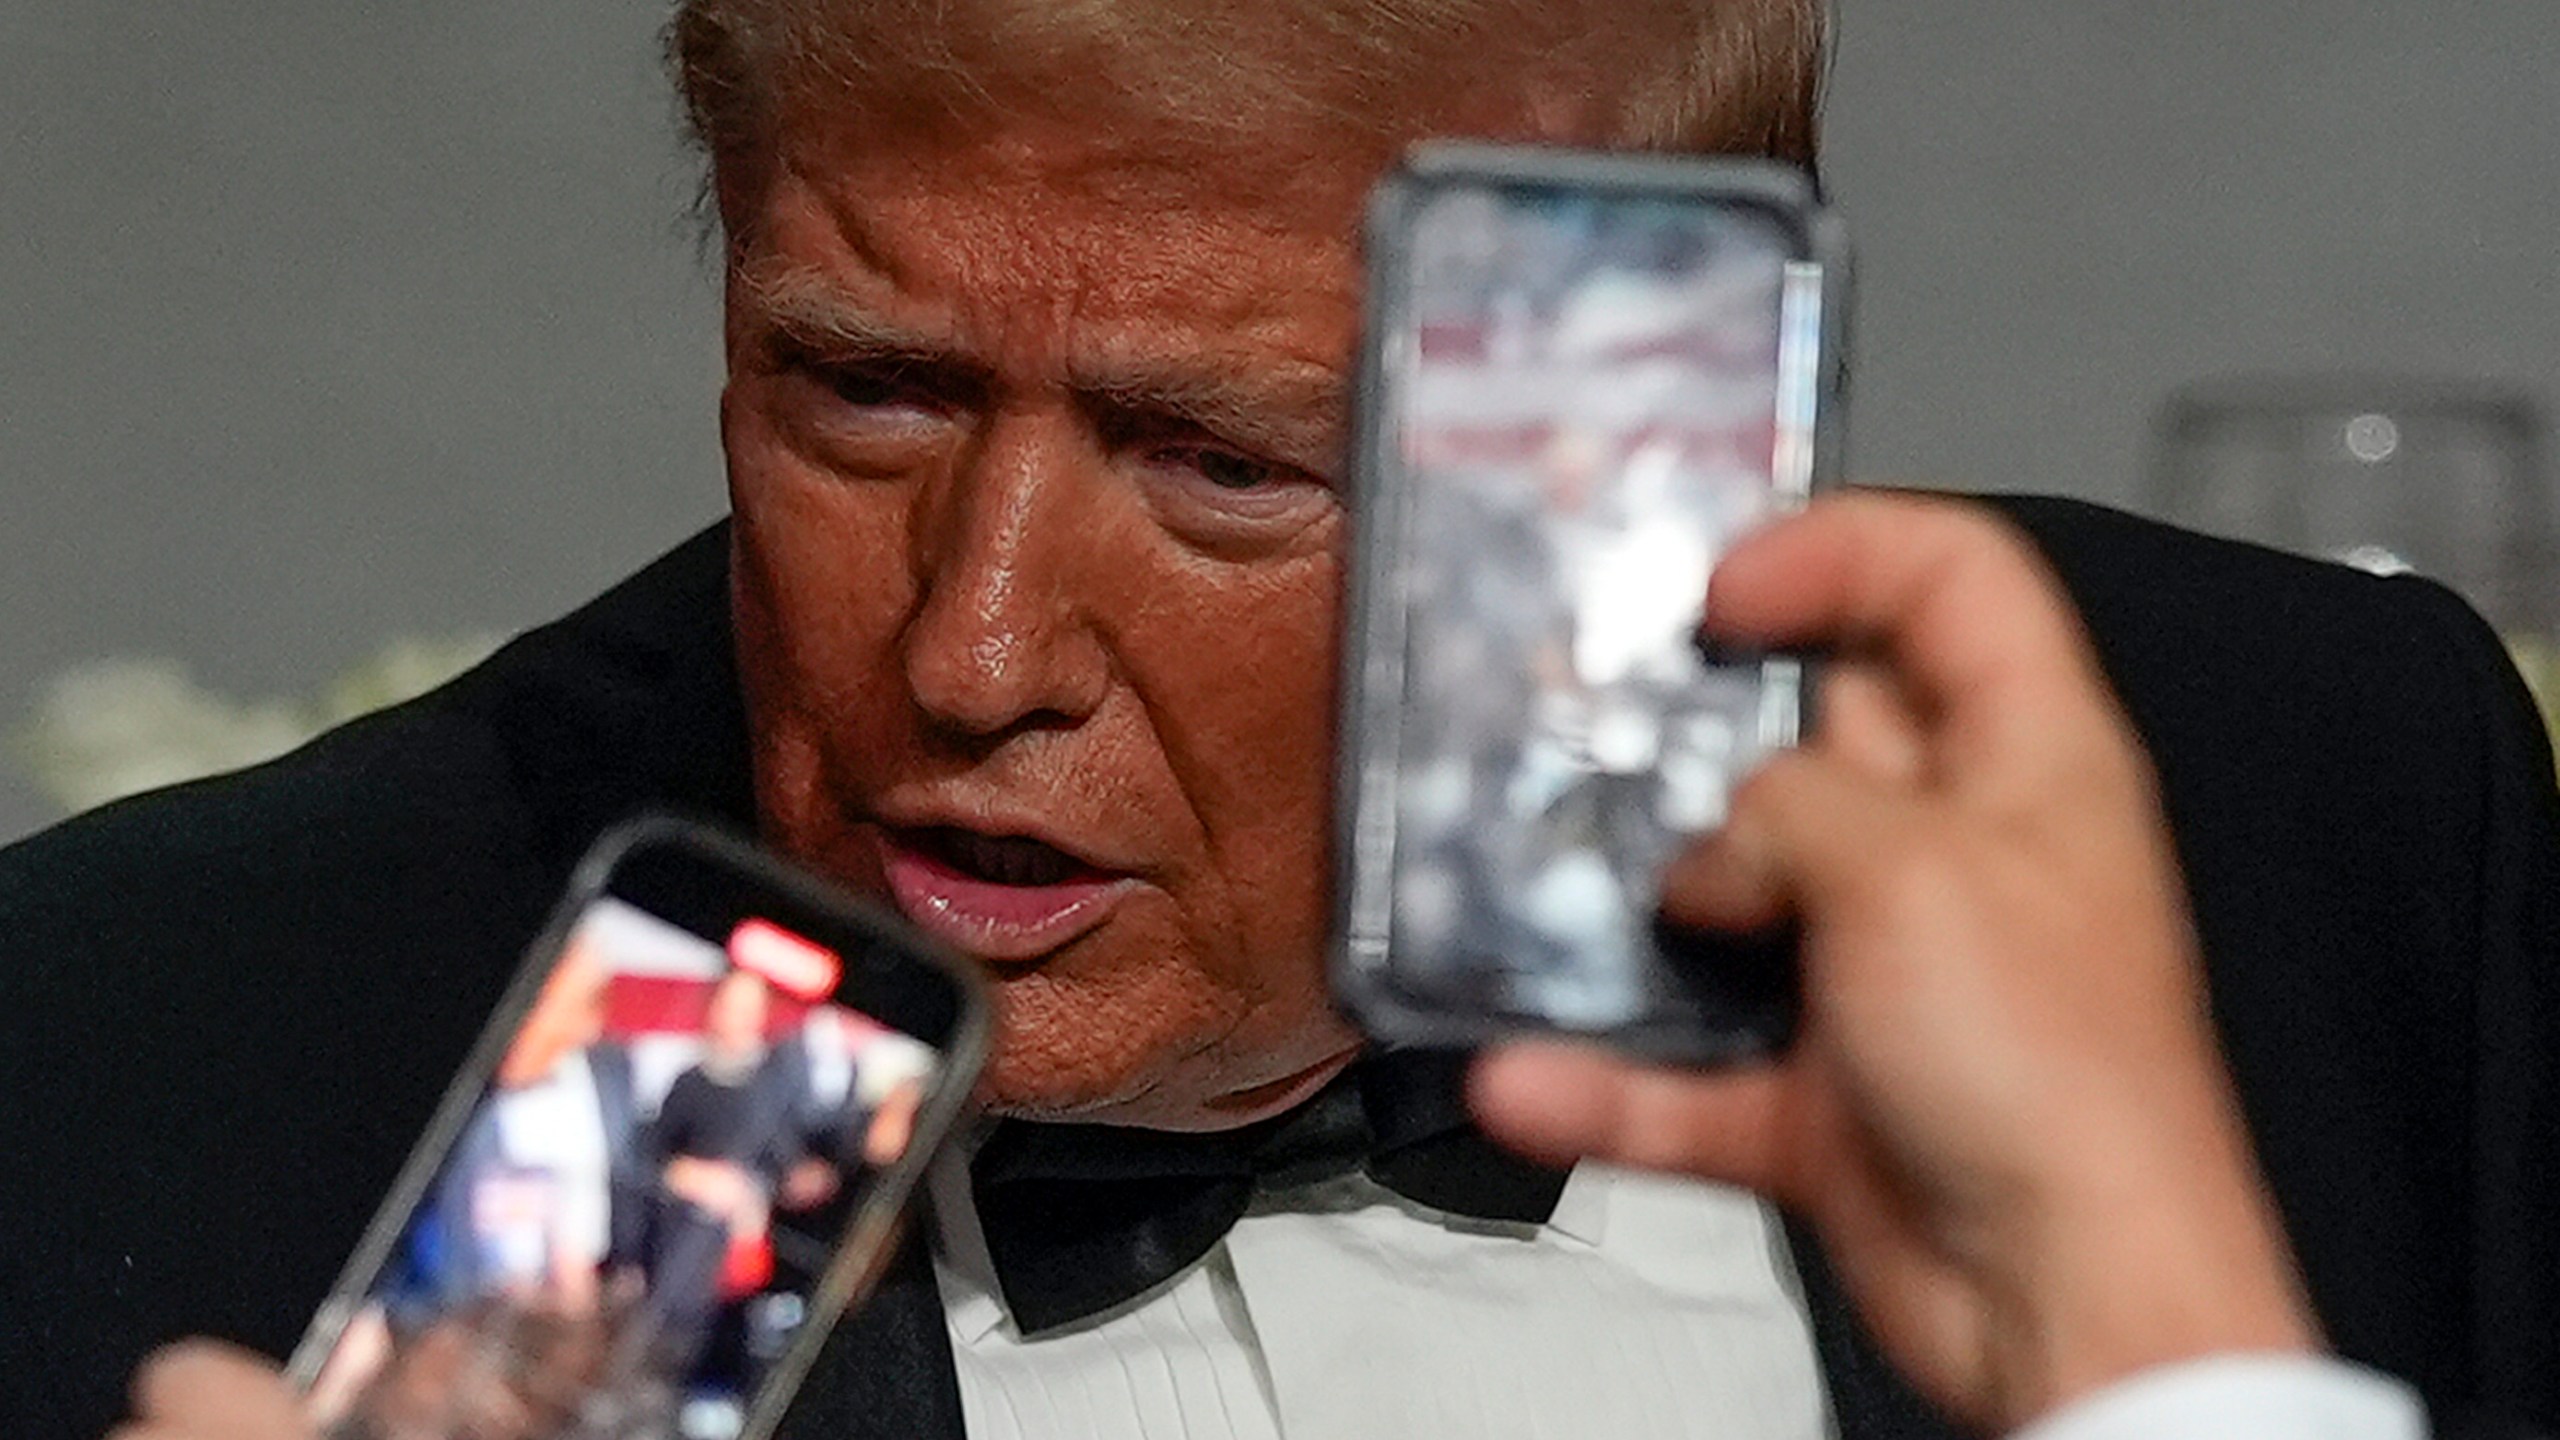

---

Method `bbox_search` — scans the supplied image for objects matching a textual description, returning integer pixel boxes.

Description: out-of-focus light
[728,919,841,1000]
[2344,413,2402,464]
[2336,543,2416,578]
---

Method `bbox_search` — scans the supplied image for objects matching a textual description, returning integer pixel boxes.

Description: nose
[900,412,1113,740]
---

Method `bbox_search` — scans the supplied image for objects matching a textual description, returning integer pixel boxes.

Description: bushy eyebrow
[747,265,955,361]
[1078,366,1344,474]
[739,263,1345,473]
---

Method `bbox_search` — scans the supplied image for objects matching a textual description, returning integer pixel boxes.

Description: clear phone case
[1335,146,1848,1063]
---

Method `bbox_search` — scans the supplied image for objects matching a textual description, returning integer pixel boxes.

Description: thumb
[1469,1041,1790,1194]
[131,1340,308,1440]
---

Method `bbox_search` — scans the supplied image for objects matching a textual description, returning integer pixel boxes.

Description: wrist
[1982,1123,2321,1427]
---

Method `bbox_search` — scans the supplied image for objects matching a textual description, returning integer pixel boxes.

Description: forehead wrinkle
[754,149,1070,361]
[740,260,1343,454]
[1039,253,1357,459]
[795,142,1347,325]
[765,143,924,300]
[747,148,1357,460]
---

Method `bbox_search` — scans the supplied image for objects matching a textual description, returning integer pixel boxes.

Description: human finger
[1705,495,2118,776]
[130,1341,309,1440]
[1654,662,1927,940]
[1691,746,1932,931]
[1655,814,1793,935]
[1810,660,1928,785]
[1469,1039,1789,1193]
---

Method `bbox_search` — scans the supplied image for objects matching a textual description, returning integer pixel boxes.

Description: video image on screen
[1390,184,1811,1030]
[303,898,940,1440]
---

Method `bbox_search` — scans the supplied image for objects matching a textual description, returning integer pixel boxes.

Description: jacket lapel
[776,1231,969,1440]
[1786,1218,1969,1440]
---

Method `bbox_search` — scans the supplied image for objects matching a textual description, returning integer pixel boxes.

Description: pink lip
[878,832,1134,963]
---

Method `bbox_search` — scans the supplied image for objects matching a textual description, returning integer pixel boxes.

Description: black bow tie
[967,1048,1572,1334]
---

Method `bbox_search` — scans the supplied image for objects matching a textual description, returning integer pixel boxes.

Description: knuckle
[1730,748,1816,818]
[1603,1075,1721,1175]
[1863,839,1964,922]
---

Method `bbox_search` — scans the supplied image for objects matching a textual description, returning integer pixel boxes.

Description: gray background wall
[6,2,2558,843]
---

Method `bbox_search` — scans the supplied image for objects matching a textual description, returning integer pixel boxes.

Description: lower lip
[878,836,1133,963]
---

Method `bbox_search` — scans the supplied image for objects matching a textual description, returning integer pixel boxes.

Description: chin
[975,968,1362,1131]
[969,965,1229,1126]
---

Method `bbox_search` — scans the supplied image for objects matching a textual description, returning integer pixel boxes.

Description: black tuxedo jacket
[2,498,2555,1439]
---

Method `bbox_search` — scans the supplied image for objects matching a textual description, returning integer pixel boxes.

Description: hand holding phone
[1333,144,1848,1064]
[285,819,989,1440]
[1469,494,2319,1433]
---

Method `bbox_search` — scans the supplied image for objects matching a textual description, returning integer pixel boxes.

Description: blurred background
[5,1,2558,843]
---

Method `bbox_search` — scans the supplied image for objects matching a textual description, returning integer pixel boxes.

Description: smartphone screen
[1339,149,1841,1060]
[290,821,986,1440]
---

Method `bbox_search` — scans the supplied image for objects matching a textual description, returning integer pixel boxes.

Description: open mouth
[876,825,1133,962]
[902,826,1100,888]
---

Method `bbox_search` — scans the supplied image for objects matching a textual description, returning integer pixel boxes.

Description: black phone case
[285,814,992,1440]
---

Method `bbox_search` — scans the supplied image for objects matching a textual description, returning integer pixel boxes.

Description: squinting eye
[1188,449,1283,491]
[1134,436,1340,551]
[823,366,921,410]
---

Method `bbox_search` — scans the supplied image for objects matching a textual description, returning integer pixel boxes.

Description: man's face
[719,118,1370,1129]
[706,969,772,1054]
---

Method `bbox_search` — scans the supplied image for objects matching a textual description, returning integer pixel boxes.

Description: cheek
[1128,540,1346,980]
[723,393,918,815]
[726,377,1360,1117]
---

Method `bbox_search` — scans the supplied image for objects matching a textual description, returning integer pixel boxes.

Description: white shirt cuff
[2010,1354,2426,1440]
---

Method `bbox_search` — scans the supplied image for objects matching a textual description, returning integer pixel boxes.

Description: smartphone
[287,817,990,1440]
[1334,144,1848,1064]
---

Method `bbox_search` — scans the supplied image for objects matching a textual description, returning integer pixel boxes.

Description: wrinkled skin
[1472,496,2320,1432]
[719,123,1374,1129]
[114,501,2324,1440]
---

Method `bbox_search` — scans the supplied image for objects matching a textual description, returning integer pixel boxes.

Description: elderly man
[5,2,2556,1439]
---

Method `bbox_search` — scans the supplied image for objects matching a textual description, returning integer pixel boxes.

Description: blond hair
[671,0,1826,208]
